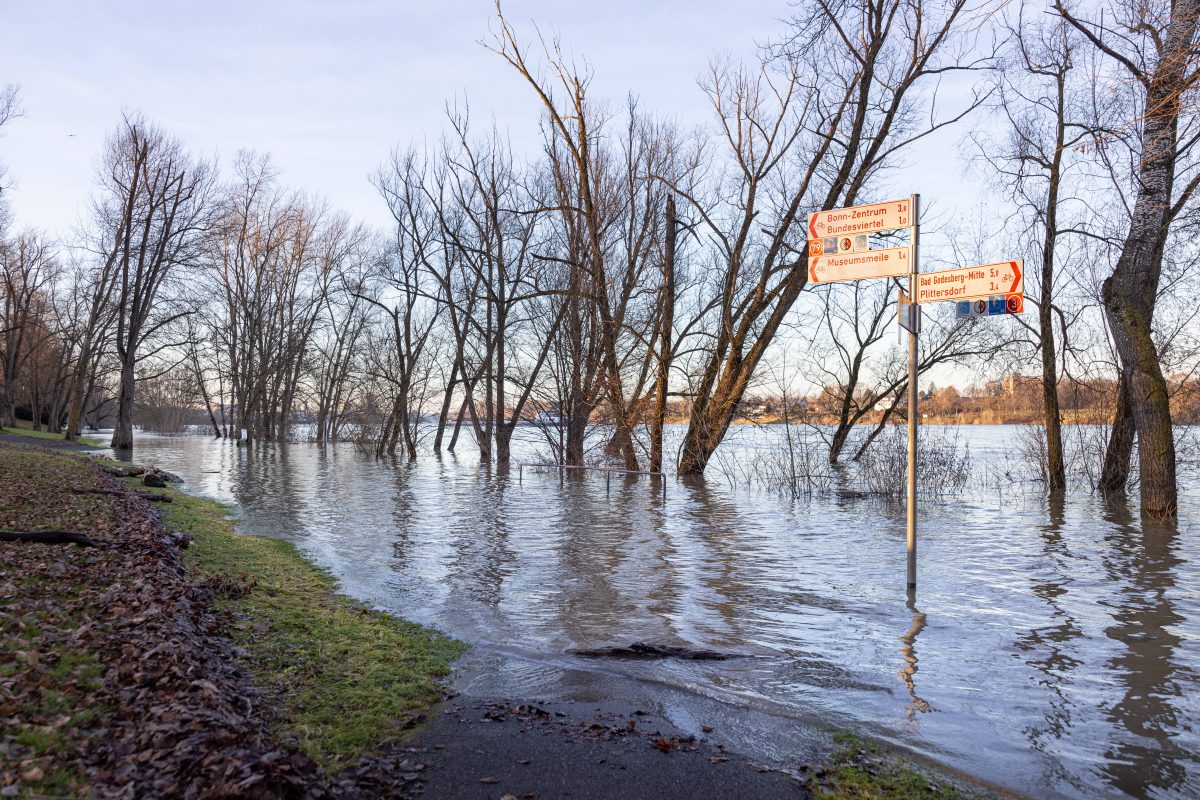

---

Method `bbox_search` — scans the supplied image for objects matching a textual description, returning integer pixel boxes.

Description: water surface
[126,425,1200,800]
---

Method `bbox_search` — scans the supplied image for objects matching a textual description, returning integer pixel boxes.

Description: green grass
[156,484,466,769]
[0,420,104,446]
[809,733,978,799]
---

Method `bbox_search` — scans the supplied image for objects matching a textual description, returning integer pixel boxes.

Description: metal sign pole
[907,194,920,593]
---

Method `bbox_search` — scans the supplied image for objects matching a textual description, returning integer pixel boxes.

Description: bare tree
[974,9,1097,491]
[798,274,1002,463]
[488,8,662,470]
[365,150,444,459]
[311,262,372,444]
[95,113,213,450]
[435,114,565,467]
[0,232,58,427]
[0,84,21,234]
[1055,0,1200,517]
[664,0,989,475]
[212,153,361,442]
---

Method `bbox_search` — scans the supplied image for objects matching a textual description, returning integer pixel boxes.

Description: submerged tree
[668,0,989,475]
[975,9,1095,492]
[1055,0,1200,517]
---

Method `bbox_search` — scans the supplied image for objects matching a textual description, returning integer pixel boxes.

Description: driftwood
[102,466,146,478]
[71,488,173,503]
[0,530,99,547]
[568,642,734,661]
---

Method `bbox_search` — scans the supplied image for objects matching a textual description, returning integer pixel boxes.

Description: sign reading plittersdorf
[914,260,1023,304]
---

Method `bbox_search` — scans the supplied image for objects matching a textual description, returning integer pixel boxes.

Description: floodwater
[123,425,1199,799]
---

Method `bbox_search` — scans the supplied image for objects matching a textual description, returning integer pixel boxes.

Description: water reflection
[120,428,1200,800]
[898,591,930,719]
[1100,503,1198,798]
[1014,492,1088,793]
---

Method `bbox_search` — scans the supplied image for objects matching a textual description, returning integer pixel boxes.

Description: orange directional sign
[808,198,915,239]
[809,246,912,284]
[914,260,1023,304]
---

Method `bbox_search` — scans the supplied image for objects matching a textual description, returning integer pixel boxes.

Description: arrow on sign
[808,198,913,239]
[914,259,1024,304]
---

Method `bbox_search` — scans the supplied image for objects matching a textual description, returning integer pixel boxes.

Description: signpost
[804,196,1021,595]
[807,197,920,593]
[905,197,919,595]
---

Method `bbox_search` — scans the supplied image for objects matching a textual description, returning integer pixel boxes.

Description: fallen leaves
[0,445,322,798]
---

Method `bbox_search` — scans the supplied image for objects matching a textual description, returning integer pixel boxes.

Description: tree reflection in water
[1099,501,1197,797]
[1014,492,1088,791]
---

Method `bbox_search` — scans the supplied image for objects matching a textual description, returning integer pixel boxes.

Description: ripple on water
[127,426,1200,800]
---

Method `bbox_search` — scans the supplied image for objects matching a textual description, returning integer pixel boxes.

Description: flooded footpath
[122,425,1200,800]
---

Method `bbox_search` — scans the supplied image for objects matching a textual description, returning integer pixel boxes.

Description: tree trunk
[1100,371,1136,494]
[1040,66,1067,493]
[1071,0,1197,518]
[564,403,590,466]
[0,392,14,429]
[433,359,459,452]
[650,194,676,473]
[1100,122,1179,515]
[448,396,469,452]
[829,421,854,464]
[64,335,95,441]
[111,358,136,450]
[496,427,511,467]
[1040,334,1066,492]
[678,396,737,476]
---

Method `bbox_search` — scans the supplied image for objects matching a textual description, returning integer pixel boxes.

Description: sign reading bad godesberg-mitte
[914,260,1023,305]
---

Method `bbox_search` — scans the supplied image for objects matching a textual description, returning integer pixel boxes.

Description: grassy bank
[0,420,104,446]
[811,733,977,799]
[2,442,464,796]
[136,477,467,769]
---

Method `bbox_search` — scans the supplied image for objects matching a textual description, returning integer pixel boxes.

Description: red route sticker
[1006,294,1023,314]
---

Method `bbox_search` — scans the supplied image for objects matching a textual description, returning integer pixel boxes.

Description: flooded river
[122,425,1199,799]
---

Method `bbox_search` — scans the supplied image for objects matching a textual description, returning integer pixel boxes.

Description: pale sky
[1,0,979,249]
[1,0,783,236]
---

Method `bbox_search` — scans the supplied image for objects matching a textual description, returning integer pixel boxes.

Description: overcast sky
[1,0,981,247]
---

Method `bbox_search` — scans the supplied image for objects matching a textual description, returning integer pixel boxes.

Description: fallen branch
[0,530,99,547]
[71,487,173,503]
